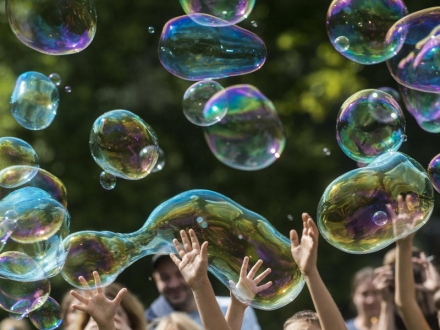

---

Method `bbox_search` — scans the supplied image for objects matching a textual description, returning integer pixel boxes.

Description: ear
[152,271,160,285]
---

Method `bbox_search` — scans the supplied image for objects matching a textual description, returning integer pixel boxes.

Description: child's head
[152,312,201,330]
[283,310,321,330]
[350,267,380,321]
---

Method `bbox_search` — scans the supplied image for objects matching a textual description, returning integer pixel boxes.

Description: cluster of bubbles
[61,189,304,310]
[0,137,68,330]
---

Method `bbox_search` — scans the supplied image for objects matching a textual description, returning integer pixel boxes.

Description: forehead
[154,258,179,274]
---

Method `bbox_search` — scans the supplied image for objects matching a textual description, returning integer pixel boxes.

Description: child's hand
[229,257,272,305]
[170,229,208,290]
[388,194,421,241]
[70,271,127,330]
[290,213,318,276]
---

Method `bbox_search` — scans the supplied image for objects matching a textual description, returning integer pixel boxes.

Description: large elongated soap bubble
[428,153,440,193]
[90,110,159,180]
[61,190,304,310]
[6,0,97,54]
[400,85,440,133]
[327,0,407,64]
[386,8,440,93]
[336,89,406,163]
[204,85,285,170]
[179,0,255,26]
[318,152,434,254]
[159,15,266,81]
[10,72,59,130]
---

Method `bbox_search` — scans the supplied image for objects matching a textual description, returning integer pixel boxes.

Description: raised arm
[70,271,127,330]
[290,213,347,330]
[372,265,396,330]
[170,229,231,330]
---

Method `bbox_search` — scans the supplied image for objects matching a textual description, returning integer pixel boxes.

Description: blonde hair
[0,318,30,330]
[152,312,201,330]
[71,282,147,330]
[283,310,321,329]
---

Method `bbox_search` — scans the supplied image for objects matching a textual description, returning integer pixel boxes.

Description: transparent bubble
[204,85,285,170]
[323,148,331,156]
[10,72,59,131]
[183,80,228,126]
[378,87,400,103]
[179,0,255,26]
[0,251,46,281]
[28,297,62,330]
[48,74,61,87]
[0,166,40,189]
[6,0,97,54]
[334,36,349,52]
[148,26,155,33]
[159,15,266,81]
[327,0,407,64]
[251,20,258,27]
[151,148,165,173]
[336,89,406,163]
[318,152,434,253]
[428,154,440,193]
[0,277,50,313]
[287,214,293,221]
[89,110,159,180]
[100,172,116,190]
[61,190,304,310]
[4,210,18,222]
[64,86,71,93]
[386,8,440,93]
[139,146,159,174]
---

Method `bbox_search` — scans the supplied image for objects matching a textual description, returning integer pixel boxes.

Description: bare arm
[290,213,347,330]
[373,266,396,330]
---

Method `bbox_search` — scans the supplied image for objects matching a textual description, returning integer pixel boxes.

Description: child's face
[284,322,321,330]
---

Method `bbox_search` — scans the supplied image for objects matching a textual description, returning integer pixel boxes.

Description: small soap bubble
[323,148,331,156]
[251,21,258,27]
[334,36,350,52]
[148,26,155,33]
[48,74,61,86]
[196,216,204,223]
[148,277,152,281]
[151,148,165,173]
[238,234,243,239]
[287,214,293,221]
[201,222,208,229]
[100,171,116,190]
[64,86,71,93]
[372,211,388,227]
[4,210,18,222]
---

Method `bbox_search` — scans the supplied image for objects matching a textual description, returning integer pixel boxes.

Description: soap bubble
[48,74,61,87]
[183,80,228,126]
[0,166,40,189]
[100,172,116,190]
[318,152,434,254]
[148,26,155,33]
[64,86,71,93]
[0,251,46,282]
[61,190,304,310]
[179,0,255,26]
[378,87,401,103]
[386,8,440,93]
[336,89,406,163]
[151,148,165,173]
[28,297,62,330]
[251,21,258,27]
[204,84,285,170]
[159,15,266,81]
[428,153,440,193]
[6,0,97,54]
[327,0,407,64]
[10,72,59,130]
[0,277,50,313]
[89,110,159,180]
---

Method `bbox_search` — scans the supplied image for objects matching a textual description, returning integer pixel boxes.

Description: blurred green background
[1,0,440,328]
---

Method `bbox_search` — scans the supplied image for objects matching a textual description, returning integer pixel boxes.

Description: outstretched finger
[70,290,88,304]
[290,230,299,247]
[200,241,209,262]
[189,229,201,251]
[256,281,273,292]
[248,259,263,279]
[78,276,93,296]
[173,238,186,258]
[307,217,319,238]
[93,271,102,294]
[180,230,192,253]
[397,195,405,214]
[169,252,182,266]
[240,257,249,279]
[71,303,87,313]
[254,267,272,285]
[112,288,127,305]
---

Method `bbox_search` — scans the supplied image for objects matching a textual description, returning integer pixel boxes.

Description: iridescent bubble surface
[318,152,434,254]
[179,0,255,26]
[0,166,40,189]
[151,148,165,173]
[327,0,407,64]
[336,89,406,163]
[89,110,159,180]
[100,172,116,190]
[386,8,440,93]
[0,251,45,281]
[0,277,50,313]
[159,15,266,81]
[61,190,304,310]
[10,72,59,130]
[28,297,62,330]
[378,87,401,103]
[183,80,228,126]
[48,74,61,86]
[204,85,285,170]
[6,0,97,55]
[428,153,440,193]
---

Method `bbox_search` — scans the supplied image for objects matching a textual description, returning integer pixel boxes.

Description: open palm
[290,213,318,276]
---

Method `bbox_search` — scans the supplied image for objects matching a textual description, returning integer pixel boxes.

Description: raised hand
[413,252,440,293]
[229,257,272,304]
[290,213,318,276]
[373,265,394,303]
[388,194,422,240]
[170,229,209,289]
[70,271,127,330]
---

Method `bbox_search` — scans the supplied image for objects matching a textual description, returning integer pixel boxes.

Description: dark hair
[283,310,321,329]
[152,254,172,270]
